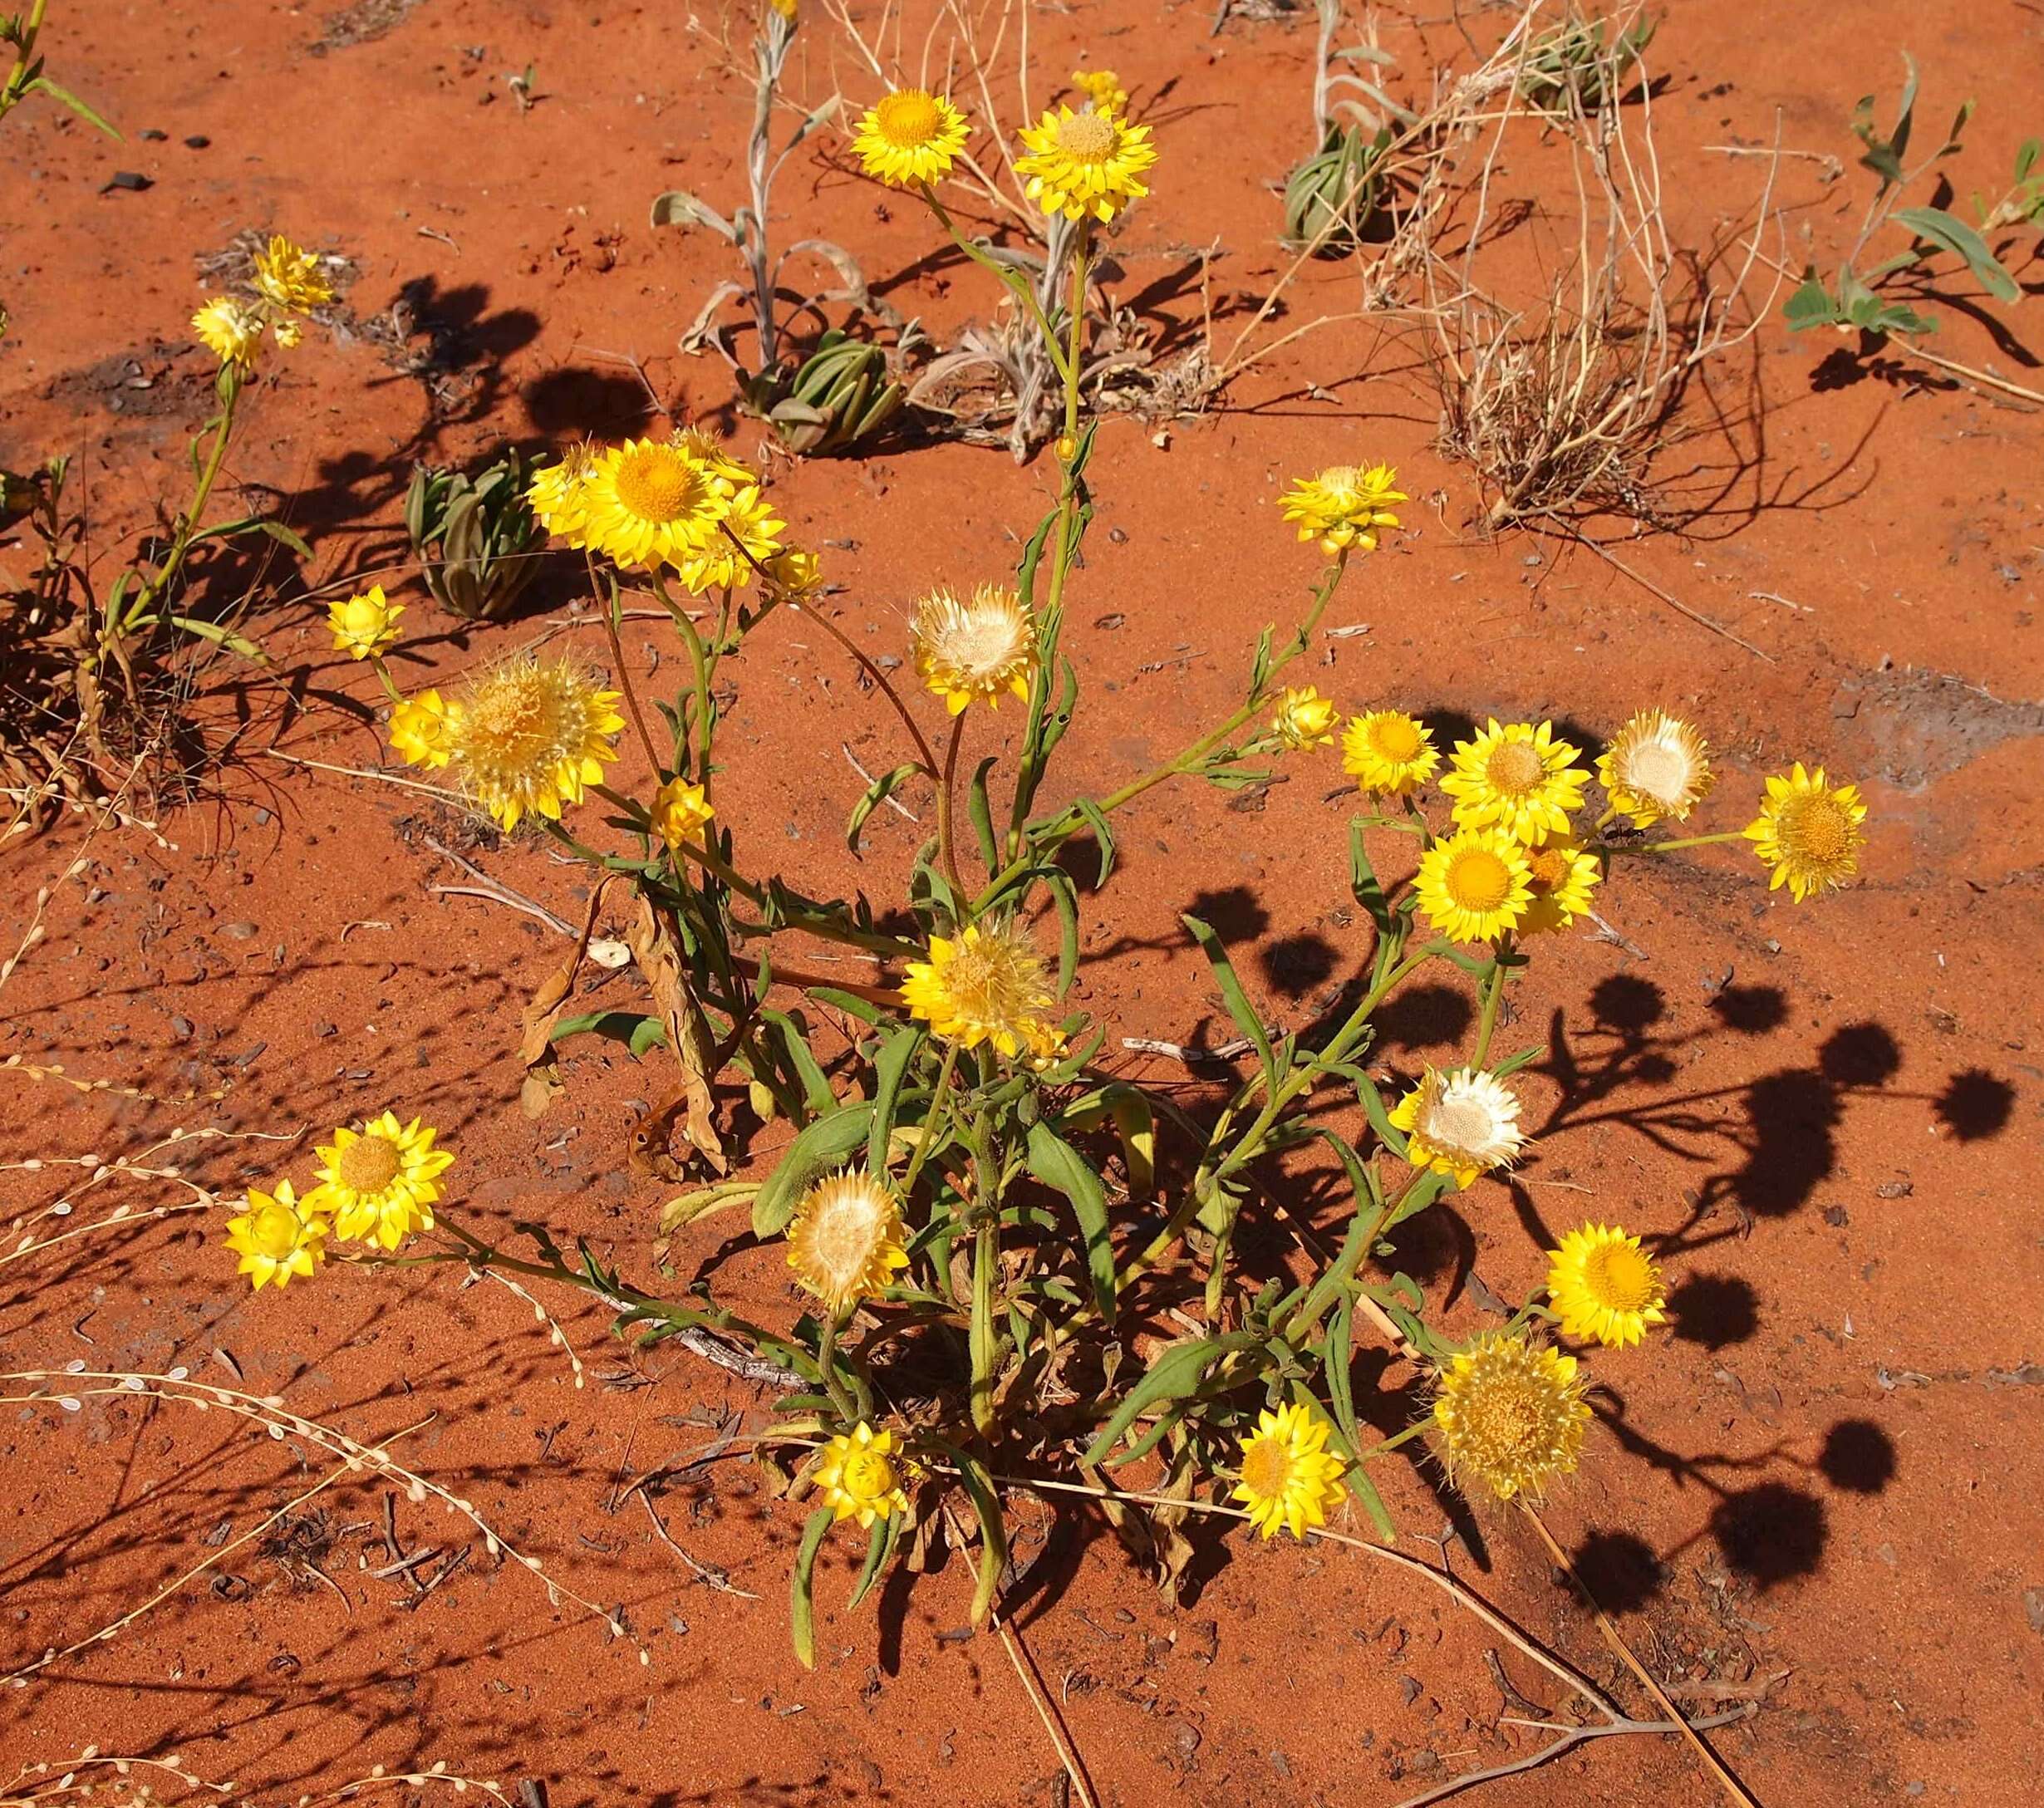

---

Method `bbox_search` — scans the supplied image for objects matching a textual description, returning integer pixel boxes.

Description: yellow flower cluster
[191,233,332,371]
[388,654,624,832]
[223,1109,454,1289]
[525,430,794,596]
[852,83,1156,224]
[901,921,1064,1064]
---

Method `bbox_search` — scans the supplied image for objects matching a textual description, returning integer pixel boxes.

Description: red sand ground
[3,2,2042,1804]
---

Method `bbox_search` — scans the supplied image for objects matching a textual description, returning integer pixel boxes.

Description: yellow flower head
[1546,1223,1667,1349]
[910,583,1037,714]
[1071,68,1128,113]
[390,688,457,769]
[1743,763,1865,902]
[901,921,1057,1059]
[675,484,786,594]
[767,0,798,20]
[527,441,603,550]
[309,1111,453,1250]
[1388,1065,1526,1190]
[813,1422,911,1526]
[1598,710,1712,828]
[1233,1402,1348,1540]
[443,654,624,830]
[671,425,759,491]
[1279,463,1406,557]
[651,777,715,850]
[192,297,264,369]
[1441,720,1589,846]
[224,1179,328,1291]
[1272,685,1338,752]
[853,88,970,187]
[764,545,824,598]
[328,583,403,661]
[1015,103,1157,223]
[786,1170,910,1314]
[1414,826,1531,943]
[585,437,731,572]
[1432,1330,1590,1502]
[252,235,333,314]
[1343,710,1437,796]
[1518,838,1602,936]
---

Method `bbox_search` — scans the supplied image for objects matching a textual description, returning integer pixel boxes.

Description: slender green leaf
[865,1024,921,1171]
[1083,1336,1230,1466]
[1026,1121,1115,1320]
[1073,795,1117,887]
[790,1506,833,1668]
[846,760,921,851]
[1182,914,1275,1088]
[27,75,119,138]
[966,755,1000,874]
[847,1510,900,1612]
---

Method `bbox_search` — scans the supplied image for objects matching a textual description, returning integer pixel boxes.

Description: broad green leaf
[1895,206,2022,302]
[760,1009,837,1119]
[1083,1336,1232,1466]
[1026,1121,1115,1320]
[1348,820,1396,937]
[548,1009,666,1056]
[752,1103,876,1236]
[966,755,1001,874]
[1781,273,1840,332]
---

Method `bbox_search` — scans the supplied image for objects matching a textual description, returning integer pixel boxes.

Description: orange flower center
[876,90,943,147]
[1240,1437,1296,1500]
[1447,848,1512,912]
[1056,111,1118,160]
[1781,794,1850,863]
[1371,715,1422,761]
[613,446,705,523]
[1526,846,1571,891]
[1485,739,1545,796]
[1583,1241,1657,1312]
[337,1134,403,1194]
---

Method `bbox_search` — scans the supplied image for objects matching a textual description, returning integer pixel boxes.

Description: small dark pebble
[138,127,169,140]
[102,170,153,192]
[184,134,211,148]
[1824,1205,1850,1227]
[1399,1675,1422,1706]
[222,920,259,941]
[1094,612,1125,630]
[1108,526,1129,543]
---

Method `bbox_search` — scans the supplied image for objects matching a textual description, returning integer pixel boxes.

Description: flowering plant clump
[239,79,1869,1676]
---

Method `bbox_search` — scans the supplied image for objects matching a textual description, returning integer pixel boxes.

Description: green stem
[917,182,1072,385]
[1470,936,1512,1070]
[817,1313,857,1422]
[901,1040,960,1201]
[969,1214,999,1434]
[119,369,240,641]
[1638,828,1747,854]
[936,709,969,906]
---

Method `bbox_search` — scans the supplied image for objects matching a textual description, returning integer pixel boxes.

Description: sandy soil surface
[3,1,2041,1805]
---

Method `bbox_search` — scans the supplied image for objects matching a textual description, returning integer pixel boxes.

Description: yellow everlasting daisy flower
[764,545,824,597]
[675,484,785,594]
[309,1111,454,1250]
[1518,839,1602,936]
[1545,1223,1667,1349]
[901,921,1056,1059]
[1598,710,1712,828]
[1015,104,1157,223]
[328,583,402,661]
[526,441,602,550]
[1273,685,1338,751]
[1071,68,1128,112]
[1743,763,1866,902]
[1432,1331,1590,1502]
[1233,1402,1349,1540]
[1279,463,1406,557]
[852,88,970,187]
[651,777,715,850]
[1388,1066,1526,1189]
[671,425,759,490]
[252,234,334,313]
[224,1180,328,1291]
[910,583,1037,713]
[584,437,730,572]
[1414,826,1531,942]
[390,688,456,769]
[192,297,265,369]
[1342,710,1437,796]
[442,655,624,830]
[1441,720,1589,846]
[786,1170,910,1314]
[813,1422,911,1526]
